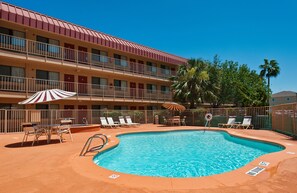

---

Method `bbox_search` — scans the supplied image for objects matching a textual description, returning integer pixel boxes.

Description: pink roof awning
[0,2,187,65]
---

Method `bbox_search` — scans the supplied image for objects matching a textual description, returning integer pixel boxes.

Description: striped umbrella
[18,89,76,105]
[162,102,186,111]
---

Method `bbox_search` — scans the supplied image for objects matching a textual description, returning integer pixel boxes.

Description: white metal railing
[0,109,159,133]
[0,106,277,133]
[0,33,177,79]
[0,75,172,101]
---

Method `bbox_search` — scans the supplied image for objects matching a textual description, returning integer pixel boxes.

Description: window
[0,104,24,119]
[35,104,59,109]
[114,79,127,91]
[0,65,25,82]
[147,106,157,110]
[114,106,128,110]
[36,104,48,109]
[161,86,170,94]
[0,27,26,47]
[36,104,57,119]
[92,77,108,89]
[147,62,157,74]
[114,106,121,110]
[147,84,157,93]
[36,70,59,85]
[114,54,128,67]
[160,65,170,75]
[121,106,128,110]
[0,104,23,109]
[92,105,101,110]
[36,35,60,53]
[92,49,108,63]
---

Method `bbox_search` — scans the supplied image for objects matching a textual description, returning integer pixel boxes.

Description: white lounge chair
[236,116,253,129]
[125,116,140,126]
[218,116,236,128]
[107,117,121,127]
[100,117,115,128]
[119,116,130,127]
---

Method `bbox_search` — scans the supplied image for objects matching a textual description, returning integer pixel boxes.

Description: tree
[259,59,280,95]
[170,56,271,108]
[236,65,268,106]
[216,60,239,106]
[169,59,216,108]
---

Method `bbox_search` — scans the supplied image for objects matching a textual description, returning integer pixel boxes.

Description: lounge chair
[107,117,121,127]
[60,119,72,125]
[218,116,236,128]
[119,116,130,127]
[100,117,115,128]
[21,122,46,146]
[236,116,253,129]
[125,116,140,126]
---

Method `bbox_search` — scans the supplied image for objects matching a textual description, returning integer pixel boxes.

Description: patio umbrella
[162,102,186,111]
[18,89,76,105]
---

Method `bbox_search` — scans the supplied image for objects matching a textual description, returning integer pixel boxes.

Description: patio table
[37,124,60,144]
[167,117,181,126]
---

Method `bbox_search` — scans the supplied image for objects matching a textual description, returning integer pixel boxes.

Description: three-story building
[0,2,187,112]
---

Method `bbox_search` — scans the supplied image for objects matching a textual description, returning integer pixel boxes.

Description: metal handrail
[80,133,108,156]
[0,33,177,79]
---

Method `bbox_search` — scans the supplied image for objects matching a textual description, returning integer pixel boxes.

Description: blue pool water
[93,131,284,178]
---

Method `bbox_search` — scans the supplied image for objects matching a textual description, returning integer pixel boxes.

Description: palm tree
[259,59,280,95]
[170,59,216,108]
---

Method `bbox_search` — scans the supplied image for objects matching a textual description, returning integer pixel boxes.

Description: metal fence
[0,106,272,133]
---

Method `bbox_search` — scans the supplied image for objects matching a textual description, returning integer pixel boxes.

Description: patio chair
[52,125,73,143]
[163,116,169,125]
[218,116,236,128]
[100,117,115,128]
[119,116,130,127]
[125,116,140,126]
[21,122,46,146]
[181,116,186,126]
[236,116,253,129]
[171,116,181,126]
[107,117,121,127]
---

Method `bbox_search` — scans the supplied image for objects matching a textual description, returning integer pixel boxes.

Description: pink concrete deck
[1,124,297,193]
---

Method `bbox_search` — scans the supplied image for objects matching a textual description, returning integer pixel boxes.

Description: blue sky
[5,0,297,93]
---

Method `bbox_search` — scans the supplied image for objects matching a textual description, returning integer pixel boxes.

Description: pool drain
[246,167,265,176]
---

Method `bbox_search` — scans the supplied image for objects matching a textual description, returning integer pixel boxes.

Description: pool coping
[71,127,297,190]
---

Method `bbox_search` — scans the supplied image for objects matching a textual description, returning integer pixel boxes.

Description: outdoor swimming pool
[93,130,284,178]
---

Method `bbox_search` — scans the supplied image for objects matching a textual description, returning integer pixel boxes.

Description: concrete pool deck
[0,124,297,193]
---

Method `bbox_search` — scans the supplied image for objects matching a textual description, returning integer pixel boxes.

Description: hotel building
[0,2,187,114]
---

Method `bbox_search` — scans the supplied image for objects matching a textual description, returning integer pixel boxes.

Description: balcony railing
[0,75,172,101]
[0,33,176,80]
